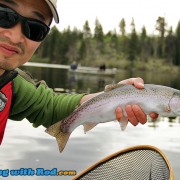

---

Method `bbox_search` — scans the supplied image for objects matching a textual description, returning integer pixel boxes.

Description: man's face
[0,0,52,74]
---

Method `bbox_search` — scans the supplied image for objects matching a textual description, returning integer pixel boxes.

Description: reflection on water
[1,118,180,180]
[20,66,180,92]
[1,66,180,179]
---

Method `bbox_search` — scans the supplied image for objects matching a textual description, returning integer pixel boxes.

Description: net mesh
[76,149,170,180]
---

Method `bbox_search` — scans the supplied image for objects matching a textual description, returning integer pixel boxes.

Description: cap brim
[45,0,59,23]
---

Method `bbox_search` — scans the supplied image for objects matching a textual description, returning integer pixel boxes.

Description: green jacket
[9,69,85,128]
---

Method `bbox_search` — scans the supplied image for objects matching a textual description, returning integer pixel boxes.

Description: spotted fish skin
[45,84,180,152]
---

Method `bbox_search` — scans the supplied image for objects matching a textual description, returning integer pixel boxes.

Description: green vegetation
[33,17,180,72]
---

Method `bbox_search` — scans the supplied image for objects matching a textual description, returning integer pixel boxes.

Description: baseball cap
[44,0,59,23]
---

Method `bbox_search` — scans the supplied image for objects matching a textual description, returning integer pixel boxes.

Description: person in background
[99,63,106,71]
[70,61,78,70]
[0,0,158,146]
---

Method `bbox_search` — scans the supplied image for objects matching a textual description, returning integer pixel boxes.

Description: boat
[23,62,117,76]
[69,67,117,76]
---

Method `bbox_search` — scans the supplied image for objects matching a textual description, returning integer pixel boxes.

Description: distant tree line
[34,17,180,67]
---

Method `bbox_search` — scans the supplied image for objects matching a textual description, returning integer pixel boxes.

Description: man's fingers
[119,78,134,85]
[149,112,159,120]
[132,105,147,124]
[115,107,124,121]
[125,105,139,126]
[133,77,144,89]
[119,77,144,89]
[115,105,158,126]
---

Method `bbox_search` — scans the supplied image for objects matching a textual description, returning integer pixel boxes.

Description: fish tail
[45,121,71,153]
[45,121,62,137]
[56,131,71,153]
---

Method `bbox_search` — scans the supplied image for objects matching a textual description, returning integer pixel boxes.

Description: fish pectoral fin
[118,118,128,131]
[104,83,126,92]
[164,105,171,112]
[83,122,98,133]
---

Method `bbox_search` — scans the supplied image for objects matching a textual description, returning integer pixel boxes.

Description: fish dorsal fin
[83,122,98,133]
[104,83,126,92]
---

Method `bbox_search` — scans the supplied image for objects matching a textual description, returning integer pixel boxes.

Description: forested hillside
[33,17,180,70]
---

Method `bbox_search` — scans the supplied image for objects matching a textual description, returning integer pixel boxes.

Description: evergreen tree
[94,18,104,41]
[104,30,119,57]
[119,18,126,36]
[155,17,167,58]
[80,20,94,62]
[56,27,73,64]
[79,40,86,61]
[173,21,180,65]
[164,26,176,64]
[83,20,92,39]
[94,18,104,53]
[127,18,139,61]
[118,18,127,56]
[65,28,82,64]
[33,16,180,67]
[40,26,61,63]
[140,26,149,61]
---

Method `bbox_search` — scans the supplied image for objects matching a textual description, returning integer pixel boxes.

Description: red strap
[0,82,12,144]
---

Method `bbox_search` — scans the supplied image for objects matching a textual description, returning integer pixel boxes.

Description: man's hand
[115,77,158,126]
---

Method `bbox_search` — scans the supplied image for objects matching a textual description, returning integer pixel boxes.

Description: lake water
[19,66,180,93]
[0,66,180,180]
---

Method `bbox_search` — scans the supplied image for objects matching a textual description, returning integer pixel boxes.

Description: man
[0,0,158,145]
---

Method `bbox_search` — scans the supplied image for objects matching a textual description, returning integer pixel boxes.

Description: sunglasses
[0,3,50,42]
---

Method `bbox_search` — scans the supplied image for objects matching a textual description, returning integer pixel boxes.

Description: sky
[54,0,180,34]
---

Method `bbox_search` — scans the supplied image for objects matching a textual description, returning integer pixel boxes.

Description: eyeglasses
[0,3,50,42]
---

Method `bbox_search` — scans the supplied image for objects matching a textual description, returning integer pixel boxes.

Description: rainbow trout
[45,84,180,152]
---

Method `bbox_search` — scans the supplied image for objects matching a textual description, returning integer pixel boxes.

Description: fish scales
[45,84,180,152]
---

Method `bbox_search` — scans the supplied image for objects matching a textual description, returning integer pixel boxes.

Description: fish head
[169,92,180,116]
